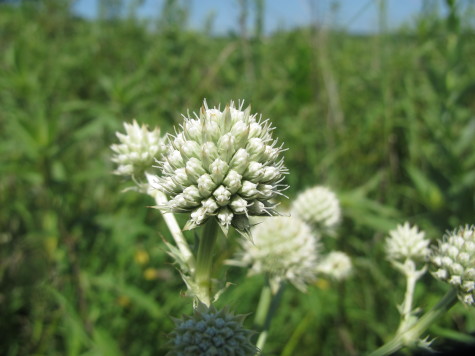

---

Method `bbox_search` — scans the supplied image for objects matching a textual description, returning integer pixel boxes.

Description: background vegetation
[1,0,475,355]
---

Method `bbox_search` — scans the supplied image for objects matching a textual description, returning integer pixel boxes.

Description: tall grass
[1,0,475,354]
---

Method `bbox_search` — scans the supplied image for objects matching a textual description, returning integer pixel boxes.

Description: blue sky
[73,0,446,34]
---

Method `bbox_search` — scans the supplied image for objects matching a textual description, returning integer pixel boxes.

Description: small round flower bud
[110,120,165,180]
[156,100,288,234]
[168,303,257,356]
[223,170,243,194]
[238,216,320,293]
[316,251,352,281]
[385,222,430,262]
[430,225,475,306]
[291,186,341,232]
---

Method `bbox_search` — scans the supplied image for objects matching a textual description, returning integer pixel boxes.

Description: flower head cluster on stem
[154,100,288,236]
[111,120,166,182]
[431,225,475,305]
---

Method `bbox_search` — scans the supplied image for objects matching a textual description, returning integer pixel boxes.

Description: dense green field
[2,1,475,355]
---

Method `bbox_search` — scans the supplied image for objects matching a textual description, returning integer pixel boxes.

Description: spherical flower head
[168,303,257,356]
[156,100,288,235]
[385,222,430,262]
[291,186,341,233]
[316,251,352,281]
[430,225,475,306]
[239,216,319,293]
[111,120,166,180]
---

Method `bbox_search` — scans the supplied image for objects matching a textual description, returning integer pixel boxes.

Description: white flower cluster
[385,222,430,262]
[156,100,287,234]
[316,251,352,281]
[111,120,165,179]
[291,186,341,232]
[168,304,257,356]
[431,225,475,305]
[239,216,319,292]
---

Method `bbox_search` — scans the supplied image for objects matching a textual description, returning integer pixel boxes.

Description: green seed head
[168,303,258,356]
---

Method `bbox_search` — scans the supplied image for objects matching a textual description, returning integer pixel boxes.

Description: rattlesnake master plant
[155,100,288,235]
[317,251,352,281]
[385,222,430,262]
[111,120,166,181]
[168,303,257,356]
[238,215,320,293]
[291,186,341,232]
[431,225,475,305]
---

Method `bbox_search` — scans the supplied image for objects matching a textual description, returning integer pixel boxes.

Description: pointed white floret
[385,222,430,262]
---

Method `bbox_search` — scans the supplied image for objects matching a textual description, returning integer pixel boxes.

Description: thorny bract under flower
[154,100,288,236]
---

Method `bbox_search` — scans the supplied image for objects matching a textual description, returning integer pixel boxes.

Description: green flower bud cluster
[385,222,430,262]
[111,120,165,179]
[291,186,341,232]
[316,251,352,281]
[168,303,257,356]
[431,225,475,305]
[240,216,320,293]
[156,100,287,234]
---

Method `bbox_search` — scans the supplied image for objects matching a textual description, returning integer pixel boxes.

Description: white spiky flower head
[431,225,475,306]
[168,303,257,356]
[156,100,288,235]
[316,251,352,281]
[111,120,166,180]
[291,186,341,233]
[385,222,430,262]
[238,215,319,293]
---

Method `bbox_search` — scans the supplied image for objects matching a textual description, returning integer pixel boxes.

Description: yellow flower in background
[134,249,150,265]
[144,268,158,280]
[117,295,131,307]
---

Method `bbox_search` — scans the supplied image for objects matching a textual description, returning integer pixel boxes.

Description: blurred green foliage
[1,0,475,355]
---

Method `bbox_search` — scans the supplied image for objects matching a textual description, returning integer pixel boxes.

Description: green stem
[368,288,458,356]
[195,218,219,306]
[146,175,195,272]
[254,281,284,354]
[400,267,417,320]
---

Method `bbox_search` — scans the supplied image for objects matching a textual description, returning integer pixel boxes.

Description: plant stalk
[254,281,284,354]
[368,288,458,356]
[146,175,195,272]
[195,218,219,306]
